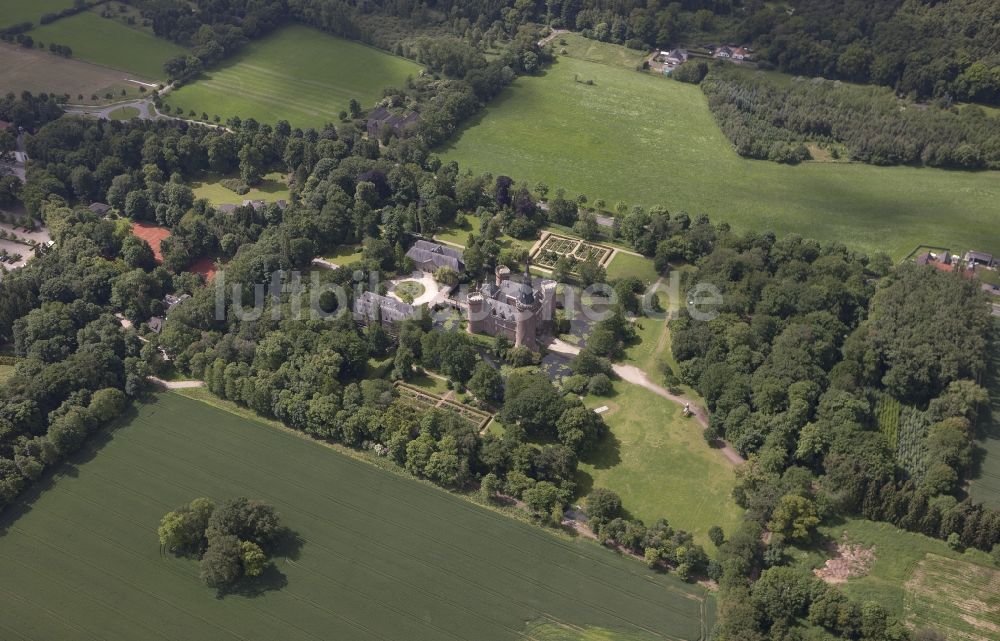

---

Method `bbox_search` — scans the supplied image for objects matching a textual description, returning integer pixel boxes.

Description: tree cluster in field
[583,487,709,579]
[698,67,1000,169]
[158,497,287,591]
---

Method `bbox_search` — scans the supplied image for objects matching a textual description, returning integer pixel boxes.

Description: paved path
[64,88,231,131]
[546,337,745,465]
[149,377,204,389]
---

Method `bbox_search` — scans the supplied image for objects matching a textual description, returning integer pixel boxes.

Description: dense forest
[696,66,1000,168]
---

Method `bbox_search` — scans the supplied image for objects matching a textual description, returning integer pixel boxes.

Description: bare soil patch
[0,42,147,104]
[814,533,876,584]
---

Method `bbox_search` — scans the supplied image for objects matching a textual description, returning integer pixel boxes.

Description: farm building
[468,264,556,351]
[405,239,465,273]
[965,250,995,268]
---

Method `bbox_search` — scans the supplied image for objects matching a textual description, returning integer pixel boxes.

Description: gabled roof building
[405,239,465,273]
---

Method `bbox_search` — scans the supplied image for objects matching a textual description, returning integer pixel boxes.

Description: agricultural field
[29,10,187,79]
[0,0,75,28]
[577,381,742,550]
[0,42,147,104]
[440,35,1000,258]
[796,519,998,641]
[190,172,290,205]
[166,24,423,130]
[0,392,713,641]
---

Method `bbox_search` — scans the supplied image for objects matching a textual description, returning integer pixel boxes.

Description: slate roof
[405,239,465,272]
[354,291,414,324]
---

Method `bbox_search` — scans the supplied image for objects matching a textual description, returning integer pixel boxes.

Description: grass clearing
[190,171,290,205]
[167,24,423,130]
[29,10,187,79]
[107,106,139,120]
[0,364,14,384]
[0,42,148,104]
[577,381,742,550]
[0,391,712,640]
[0,0,75,28]
[606,252,661,283]
[322,244,364,266]
[795,519,998,641]
[441,35,1000,258]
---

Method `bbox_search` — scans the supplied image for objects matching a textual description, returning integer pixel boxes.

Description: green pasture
[166,24,423,130]
[0,391,712,641]
[577,381,742,550]
[969,319,1000,510]
[440,35,1000,258]
[29,10,187,79]
[793,518,998,641]
[0,0,75,28]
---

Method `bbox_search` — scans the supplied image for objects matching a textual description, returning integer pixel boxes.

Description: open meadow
[166,24,423,130]
[795,519,999,641]
[578,381,742,551]
[0,391,713,641]
[440,36,1000,258]
[0,0,75,28]
[28,10,186,79]
[0,365,13,384]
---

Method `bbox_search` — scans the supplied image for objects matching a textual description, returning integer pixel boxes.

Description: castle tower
[496,265,510,286]
[468,291,485,335]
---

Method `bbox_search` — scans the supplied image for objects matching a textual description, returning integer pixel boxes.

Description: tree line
[696,66,1000,169]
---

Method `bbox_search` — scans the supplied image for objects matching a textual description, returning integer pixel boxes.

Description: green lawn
[0,391,713,640]
[0,364,14,384]
[577,381,742,550]
[606,252,661,283]
[793,518,997,641]
[190,172,290,205]
[322,244,364,266]
[166,24,423,130]
[0,0,75,28]
[441,35,1000,258]
[29,10,187,79]
[107,106,139,120]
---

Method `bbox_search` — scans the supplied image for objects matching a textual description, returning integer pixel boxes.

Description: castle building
[467,264,556,350]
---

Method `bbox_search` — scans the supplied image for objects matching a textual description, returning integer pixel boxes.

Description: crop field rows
[904,554,1000,641]
[0,393,710,641]
[166,24,423,130]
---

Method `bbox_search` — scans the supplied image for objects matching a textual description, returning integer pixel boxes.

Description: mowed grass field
[190,172,290,205]
[0,392,713,641]
[440,36,1000,258]
[29,10,187,79]
[796,519,999,641]
[0,0,74,28]
[167,24,423,130]
[578,381,742,550]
